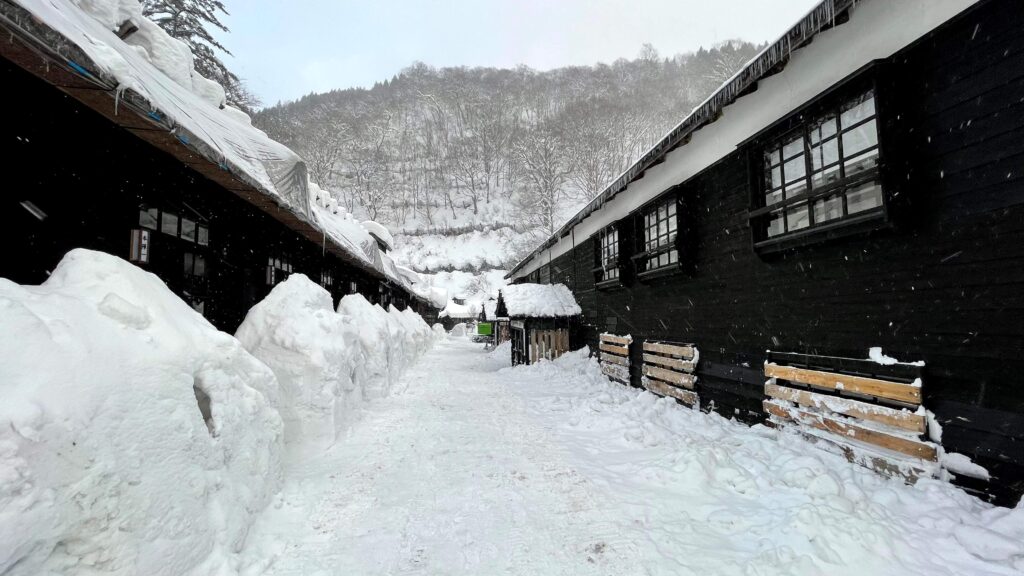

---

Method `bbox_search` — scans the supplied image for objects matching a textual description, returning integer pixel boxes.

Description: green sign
[477,322,493,335]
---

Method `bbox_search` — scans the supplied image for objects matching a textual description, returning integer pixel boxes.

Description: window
[266,256,292,285]
[349,281,358,294]
[638,197,678,272]
[197,225,209,246]
[594,226,620,284]
[757,89,884,244]
[161,211,178,236]
[139,206,158,230]
[320,269,334,288]
[181,218,196,243]
[538,265,551,285]
[183,253,206,277]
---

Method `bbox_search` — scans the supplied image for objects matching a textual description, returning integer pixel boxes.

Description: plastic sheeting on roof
[500,284,581,318]
[16,0,311,217]
[361,221,395,251]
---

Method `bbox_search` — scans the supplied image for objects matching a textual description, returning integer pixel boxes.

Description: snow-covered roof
[507,0,978,279]
[483,300,499,321]
[499,284,581,318]
[3,0,434,300]
[361,221,395,251]
[439,301,480,320]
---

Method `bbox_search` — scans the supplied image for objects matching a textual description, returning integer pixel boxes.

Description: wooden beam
[765,383,925,433]
[601,362,630,383]
[600,334,631,346]
[764,363,921,406]
[642,365,696,388]
[599,342,629,356]
[600,352,629,366]
[764,401,937,461]
[643,342,695,359]
[643,353,695,373]
[644,379,698,406]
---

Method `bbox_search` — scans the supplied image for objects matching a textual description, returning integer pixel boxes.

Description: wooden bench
[598,333,631,383]
[763,351,937,479]
[641,341,699,407]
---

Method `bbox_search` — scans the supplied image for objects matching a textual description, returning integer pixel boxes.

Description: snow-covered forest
[253,42,761,278]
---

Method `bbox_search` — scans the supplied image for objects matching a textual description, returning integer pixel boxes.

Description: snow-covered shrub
[235,275,362,445]
[0,249,283,576]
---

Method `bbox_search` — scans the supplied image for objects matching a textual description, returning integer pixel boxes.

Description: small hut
[497,283,581,365]
[480,298,510,346]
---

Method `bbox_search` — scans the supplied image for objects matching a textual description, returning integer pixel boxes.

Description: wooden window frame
[747,71,890,253]
[632,194,681,280]
[592,225,622,288]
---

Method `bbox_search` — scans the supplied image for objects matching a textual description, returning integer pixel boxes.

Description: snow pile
[0,249,283,576]
[235,275,362,445]
[499,283,581,317]
[236,276,436,447]
[361,220,395,251]
[508,349,1024,575]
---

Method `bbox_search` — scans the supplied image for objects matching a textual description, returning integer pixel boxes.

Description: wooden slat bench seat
[599,333,631,383]
[641,340,699,407]
[764,350,937,478]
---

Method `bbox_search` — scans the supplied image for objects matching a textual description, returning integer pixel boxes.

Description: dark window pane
[844,149,879,176]
[810,115,837,144]
[184,252,194,276]
[841,92,875,127]
[161,212,178,235]
[782,135,803,159]
[841,118,878,157]
[181,218,196,242]
[846,181,883,214]
[140,207,158,230]
[786,203,809,231]
[811,139,839,172]
[813,195,843,224]
[197,225,209,246]
[767,211,785,237]
[194,255,205,277]
[783,155,806,184]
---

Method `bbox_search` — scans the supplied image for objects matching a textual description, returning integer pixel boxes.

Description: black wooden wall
[537,1,1024,503]
[2,57,407,332]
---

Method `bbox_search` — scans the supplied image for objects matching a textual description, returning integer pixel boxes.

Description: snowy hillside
[253,42,765,309]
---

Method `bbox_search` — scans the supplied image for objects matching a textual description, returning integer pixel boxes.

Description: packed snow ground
[238,340,1024,576]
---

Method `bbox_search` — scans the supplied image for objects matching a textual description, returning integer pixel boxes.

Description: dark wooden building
[496,284,580,365]
[508,0,1024,503]
[0,1,438,332]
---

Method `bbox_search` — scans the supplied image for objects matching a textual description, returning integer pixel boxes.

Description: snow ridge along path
[239,340,1024,576]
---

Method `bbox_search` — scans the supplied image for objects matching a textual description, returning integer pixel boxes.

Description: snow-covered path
[239,339,1024,576]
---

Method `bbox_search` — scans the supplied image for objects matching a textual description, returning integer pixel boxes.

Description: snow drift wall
[236,275,436,446]
[0,249,284,576]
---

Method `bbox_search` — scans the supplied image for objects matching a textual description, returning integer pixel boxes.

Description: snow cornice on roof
[506,0,879,279]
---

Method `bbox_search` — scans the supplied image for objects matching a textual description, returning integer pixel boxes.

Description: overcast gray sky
[219,0,820,106]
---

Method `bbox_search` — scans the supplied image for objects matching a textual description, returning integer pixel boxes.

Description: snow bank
[499,283,581,317]
[0,249,283,576]
[507,349,1024,575]
[236,276,436,447]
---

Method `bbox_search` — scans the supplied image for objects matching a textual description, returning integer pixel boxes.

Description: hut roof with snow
[497,284,581,319]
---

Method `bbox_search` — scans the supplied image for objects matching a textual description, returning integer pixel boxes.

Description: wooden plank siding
[537,1,1024,503]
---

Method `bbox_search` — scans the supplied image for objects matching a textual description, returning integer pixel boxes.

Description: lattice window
[639,197,678,272]
[760,89,883,241]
